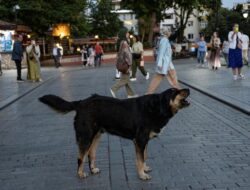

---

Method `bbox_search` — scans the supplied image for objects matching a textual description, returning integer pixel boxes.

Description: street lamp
[243,12,248,19]
[13,4,20,23]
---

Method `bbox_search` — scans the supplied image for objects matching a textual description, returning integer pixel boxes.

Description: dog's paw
[144,165,152,173]
[91,167,100,174]
[78,171,88,179]
[139,172,151,180]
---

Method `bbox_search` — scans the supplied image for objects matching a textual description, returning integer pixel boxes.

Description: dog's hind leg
[134,139,151,180]
[77,143,90,179]
[88,132,102,174]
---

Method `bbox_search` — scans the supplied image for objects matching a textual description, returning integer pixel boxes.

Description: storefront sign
[0,30,14,52]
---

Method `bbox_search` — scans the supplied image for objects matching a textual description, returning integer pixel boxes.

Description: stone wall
[0,52,27,69]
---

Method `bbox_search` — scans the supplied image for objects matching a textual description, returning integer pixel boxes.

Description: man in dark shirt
[12,35,24,82]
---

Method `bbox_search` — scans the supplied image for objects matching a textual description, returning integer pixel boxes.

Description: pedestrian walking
[209,32,221,70]
[26,39,42,82]
[110,40,137,98]
[11,35,24,82]
[241,33,249,66]
[196,36,207,67]
[80,45,88,67]
[228,24,244,80]
[94,42,104,67]
[115,27,130,79]
[86,45,95,67]
[146,30,180,94]
[130,35,149,81]
[52,43,62,68]
[222,40,230,66]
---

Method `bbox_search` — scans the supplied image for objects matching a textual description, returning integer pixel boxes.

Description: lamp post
[243,12,248,19]
[13,4,20,23]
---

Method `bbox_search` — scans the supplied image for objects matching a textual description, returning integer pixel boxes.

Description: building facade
[112,0,208,42]
[111,0,138,34]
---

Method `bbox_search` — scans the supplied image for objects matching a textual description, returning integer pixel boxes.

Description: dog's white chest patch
[149,128,165,139]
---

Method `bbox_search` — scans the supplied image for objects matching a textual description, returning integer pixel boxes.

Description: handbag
[116,60,129,74]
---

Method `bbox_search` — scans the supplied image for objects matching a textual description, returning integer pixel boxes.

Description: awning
[0,20,16,30]
[16,25,32,33]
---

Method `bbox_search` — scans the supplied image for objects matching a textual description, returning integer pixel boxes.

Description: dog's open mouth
[182,98,190,107]
[180,92,191,107]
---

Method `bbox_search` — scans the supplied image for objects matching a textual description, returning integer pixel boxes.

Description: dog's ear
[178,89,190,98]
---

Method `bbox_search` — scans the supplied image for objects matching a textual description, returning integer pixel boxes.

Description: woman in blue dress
[228,24,244,80]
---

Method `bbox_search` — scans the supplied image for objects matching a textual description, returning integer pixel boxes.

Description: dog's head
[167,88,190,114]
[147,88,190,117]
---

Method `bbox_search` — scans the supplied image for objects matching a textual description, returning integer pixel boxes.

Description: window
[200,22,207,29]
[165,14,173,19]
[187,21,193,27]
[188,33,194,39]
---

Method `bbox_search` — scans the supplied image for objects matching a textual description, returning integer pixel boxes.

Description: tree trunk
[147,12,156,46]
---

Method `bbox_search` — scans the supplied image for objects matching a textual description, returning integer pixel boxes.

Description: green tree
[203,6,250,41]
[89,0,123,39]
[0,0,89,37]
[121,0,173,44]
[173,0,221,42]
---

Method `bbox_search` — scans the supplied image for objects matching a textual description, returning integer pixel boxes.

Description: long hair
[117,40,131,65]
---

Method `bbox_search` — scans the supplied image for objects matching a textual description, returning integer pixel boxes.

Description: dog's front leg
[134,141,151,180]
[144,144,152,173]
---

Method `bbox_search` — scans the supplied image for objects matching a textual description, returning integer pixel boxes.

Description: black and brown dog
[39,88,190,180]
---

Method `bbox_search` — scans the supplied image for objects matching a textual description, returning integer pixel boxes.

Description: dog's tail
[39,95,78,113]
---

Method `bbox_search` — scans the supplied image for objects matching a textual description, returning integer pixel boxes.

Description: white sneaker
[130,78,137,81]
[128,94,138,98]
[110,89,116,98]
[233,75,238,80]
[238,74,245,79]
[145,72,150,80]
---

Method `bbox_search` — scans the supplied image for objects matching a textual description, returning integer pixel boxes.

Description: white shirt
[241,34,249,50]
[228,31,243,49]
[52,47,58,56]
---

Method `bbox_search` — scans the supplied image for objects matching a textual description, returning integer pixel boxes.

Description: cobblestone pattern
[0,66,249,190]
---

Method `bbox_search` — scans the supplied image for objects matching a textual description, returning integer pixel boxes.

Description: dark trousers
[131,58,147,78]
[53,56,60,68]
[14,59,22,80]
[95,54,102,67]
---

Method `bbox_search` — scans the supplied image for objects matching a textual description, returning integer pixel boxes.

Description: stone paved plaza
[0,60,250,190]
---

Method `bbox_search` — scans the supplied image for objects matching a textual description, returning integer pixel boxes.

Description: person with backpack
[110,40,137,98]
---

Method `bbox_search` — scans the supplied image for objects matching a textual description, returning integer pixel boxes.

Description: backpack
[116,58,129,74]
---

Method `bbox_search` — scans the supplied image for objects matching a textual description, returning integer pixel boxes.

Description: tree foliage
[89,0,123,39]
[121,0,173,44]
[172,0,221,42]
[203,6,250,41]
[0,0,89,37]
[121,0,222,43]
